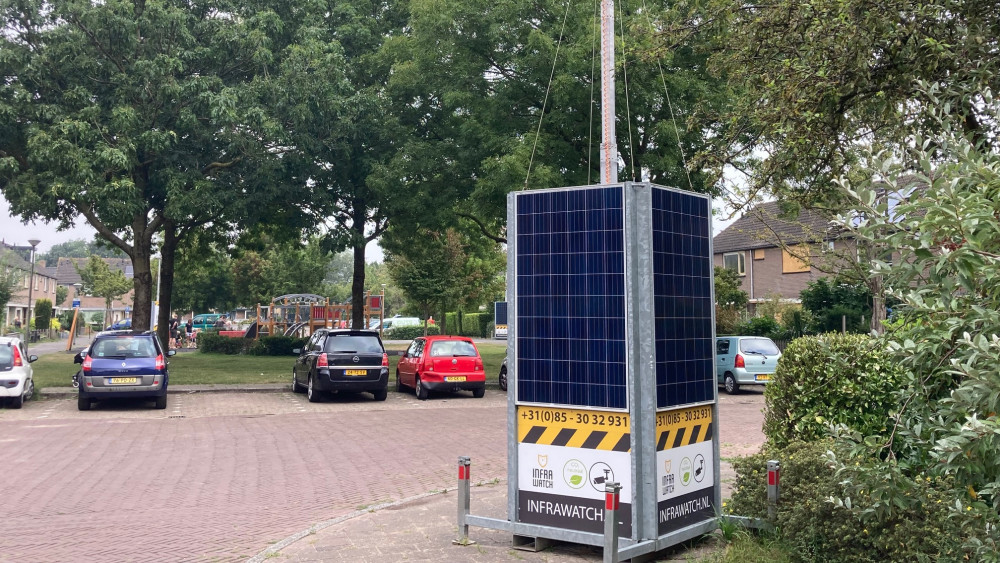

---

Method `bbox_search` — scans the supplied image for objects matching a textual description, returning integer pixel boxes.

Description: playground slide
[244,321,258,339]
[283,322,307,337]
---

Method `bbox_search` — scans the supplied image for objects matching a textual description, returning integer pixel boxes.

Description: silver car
[716,336,782,394]
[0,336,37,409]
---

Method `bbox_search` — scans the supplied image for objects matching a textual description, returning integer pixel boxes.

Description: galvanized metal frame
[490,182,719,558]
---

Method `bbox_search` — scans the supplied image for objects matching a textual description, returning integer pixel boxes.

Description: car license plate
[446,376,467,382]
[108,377,139,385]
[344,369,367,376]
[755,374,772,382]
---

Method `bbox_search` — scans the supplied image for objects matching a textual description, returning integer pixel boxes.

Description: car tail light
[155,354,165,371]
[83,355,93,372]
[735,354,745,368]
[475,357,483,371]
[317,353,328,368]
[12,346,22,367]
[382,353,389,367]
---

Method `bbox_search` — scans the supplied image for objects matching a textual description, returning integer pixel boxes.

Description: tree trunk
[351,237,367,329]
[156,225,178,346]
[130,230,155,331]
[869,274,886,335]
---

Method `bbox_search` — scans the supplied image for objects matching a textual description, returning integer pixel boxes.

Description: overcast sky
[1,194,98,252]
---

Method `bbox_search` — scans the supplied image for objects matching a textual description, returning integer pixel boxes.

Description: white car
[0,336,37,409]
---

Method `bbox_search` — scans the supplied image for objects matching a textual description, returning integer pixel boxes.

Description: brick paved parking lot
[0,389,764,562]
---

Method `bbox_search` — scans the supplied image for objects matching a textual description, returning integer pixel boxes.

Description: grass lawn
[29,339,510,390]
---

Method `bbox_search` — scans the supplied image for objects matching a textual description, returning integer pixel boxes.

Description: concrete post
[767,460,781,520]
[603,481,621,563]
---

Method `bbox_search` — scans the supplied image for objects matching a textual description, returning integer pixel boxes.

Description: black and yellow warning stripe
[655,405,713,451]
[517,406,631,452]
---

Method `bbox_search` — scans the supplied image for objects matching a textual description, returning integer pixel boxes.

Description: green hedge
[441,312,493,338]
[384,325,440,340]
[729,440,972,562]
[198,333,307,355]
[764,333,904,447]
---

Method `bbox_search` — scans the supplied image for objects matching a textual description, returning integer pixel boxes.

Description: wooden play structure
[254,292,384,339]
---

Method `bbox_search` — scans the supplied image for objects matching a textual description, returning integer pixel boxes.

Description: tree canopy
[665,0,1000,207]
[0,0,306,333]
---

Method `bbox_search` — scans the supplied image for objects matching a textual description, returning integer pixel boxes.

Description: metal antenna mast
[599,0,618,184]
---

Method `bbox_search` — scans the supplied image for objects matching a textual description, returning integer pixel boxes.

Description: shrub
[445,312,458,334]
[252,335,308,356]
[34,299,52,330]
[764,333,903,448]
[384,324,440,340]
[460,313,483,337]
[729,440,973,563]
[197,332,248,354]
[734,315,782,338]
[199,333,306,355]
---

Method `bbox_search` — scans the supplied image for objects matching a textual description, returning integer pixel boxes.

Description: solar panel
[513,186,628,410]
[494,301,508,326]
[651,187,714,408]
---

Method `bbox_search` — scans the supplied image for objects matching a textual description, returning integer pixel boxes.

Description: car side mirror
[166,350,176,357]
[292,348,301,355]
[74,352,84,364]
[28,355,38,363]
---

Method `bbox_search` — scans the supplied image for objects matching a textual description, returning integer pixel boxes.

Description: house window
[782,245,811,273]
[723,252,746,276]
[752,248,765,260]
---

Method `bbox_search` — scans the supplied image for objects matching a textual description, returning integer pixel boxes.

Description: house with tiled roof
[50,257,135,326]
[0,242,60,328]
[713,202,853,310]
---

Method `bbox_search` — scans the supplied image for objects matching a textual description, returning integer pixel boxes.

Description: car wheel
[372,388,388,401]
[473,387,486,399]
[415,375,428,401]
[78,395,92,411]
[307,375,321,403]
[154,395,167,409]
[499,367,507,392]
[11,391,24,409]
[395,370,404,392]
[292,370,304,393]
[724,373,740,395]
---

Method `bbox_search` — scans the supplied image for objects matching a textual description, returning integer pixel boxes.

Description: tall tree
[385,0,727,242]
[263,0,411,329]
[664,0,1000,207]
[39,239,124,264]
[0,0,303,336]
[76,256,132,327]
[0,257,22,325]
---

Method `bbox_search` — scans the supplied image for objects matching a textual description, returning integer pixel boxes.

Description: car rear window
[740,338,780,356]
[429,340,478,357]
[92,337,157,358]
[325,335,383,354]
[0,346,13,369]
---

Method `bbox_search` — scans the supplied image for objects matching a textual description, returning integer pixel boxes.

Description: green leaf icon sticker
[683,472,690,482]
[570,475,583,486]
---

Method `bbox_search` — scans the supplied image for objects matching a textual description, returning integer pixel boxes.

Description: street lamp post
[380,284,387,339]
[24,239,40,355]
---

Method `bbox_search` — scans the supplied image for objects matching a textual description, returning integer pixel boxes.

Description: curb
[245,489,450,563]
[245,480,506,563]
[40,384,291,399]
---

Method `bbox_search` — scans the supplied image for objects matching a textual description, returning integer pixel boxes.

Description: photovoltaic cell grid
[514,186,628,409]
[651,188,714,408]
[495,301,508,326]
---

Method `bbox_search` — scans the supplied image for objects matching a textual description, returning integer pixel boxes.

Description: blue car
[105,318,132,331]
[74,331,175,410]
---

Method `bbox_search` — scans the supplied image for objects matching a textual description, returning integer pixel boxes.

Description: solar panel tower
[494,301,508,339]
[494,182,719,557]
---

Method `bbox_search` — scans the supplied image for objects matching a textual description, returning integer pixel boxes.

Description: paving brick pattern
[0,391,508,562]
[0,388,764,562]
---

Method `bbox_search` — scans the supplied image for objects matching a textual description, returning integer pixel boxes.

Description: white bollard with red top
[455,456,475,545]
[767,460,781,520]
[603,481,621,563]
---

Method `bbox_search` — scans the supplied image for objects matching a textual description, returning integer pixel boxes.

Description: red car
[395,335,486,400]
